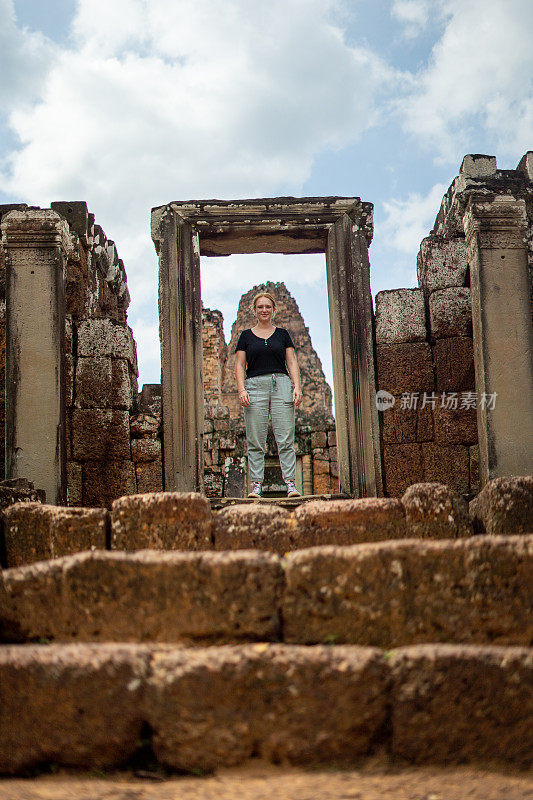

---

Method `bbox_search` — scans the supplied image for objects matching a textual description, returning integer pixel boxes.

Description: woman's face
[254,296,275,323]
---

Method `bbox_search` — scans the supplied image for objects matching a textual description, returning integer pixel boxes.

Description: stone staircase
[0,476,531,777]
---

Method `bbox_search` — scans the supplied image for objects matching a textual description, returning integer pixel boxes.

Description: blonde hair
[251,291,276,313]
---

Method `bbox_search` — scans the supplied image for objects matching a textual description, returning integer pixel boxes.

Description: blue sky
[1,0,532,389]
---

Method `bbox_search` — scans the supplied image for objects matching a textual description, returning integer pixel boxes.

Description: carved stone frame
[151,197,383,497]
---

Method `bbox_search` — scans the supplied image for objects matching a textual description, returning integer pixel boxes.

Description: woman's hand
[285,347,302,408]
[239,389,251,408]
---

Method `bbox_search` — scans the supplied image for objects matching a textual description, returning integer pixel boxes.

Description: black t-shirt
[235,327,295,379]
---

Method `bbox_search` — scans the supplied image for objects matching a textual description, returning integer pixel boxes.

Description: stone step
[3,766,533,800]
[2,483,476,567]
[3,478,531,568]
[2,535,531,648]
[0,642,531,775]
[209,492,350,510]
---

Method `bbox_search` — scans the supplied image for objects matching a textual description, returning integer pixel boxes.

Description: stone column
[156,208,204,492]
[302,453,313,496]
[326,213,383,496]
[463,194,533,482]
[2,209,69,503]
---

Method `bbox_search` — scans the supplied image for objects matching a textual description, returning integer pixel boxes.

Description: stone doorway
[151,197,383,497]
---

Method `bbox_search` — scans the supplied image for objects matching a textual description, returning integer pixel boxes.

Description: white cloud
[1,0,390,383]
[381,181,447,255]
[391,0,431,38]
[399,0,533,159]
[0,0,55,109]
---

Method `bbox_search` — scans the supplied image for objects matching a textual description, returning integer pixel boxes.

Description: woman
[235,291,303,498]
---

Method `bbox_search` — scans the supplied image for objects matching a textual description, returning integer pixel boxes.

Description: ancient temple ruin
[0,153,532,508]
[0,154,532,779]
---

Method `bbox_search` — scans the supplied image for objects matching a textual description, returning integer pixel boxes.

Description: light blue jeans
[244,373,296,483]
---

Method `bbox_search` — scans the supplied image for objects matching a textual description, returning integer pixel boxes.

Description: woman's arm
[235,349,251,407]
[285,347,303,407]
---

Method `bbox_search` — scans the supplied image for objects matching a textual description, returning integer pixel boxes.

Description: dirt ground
[0,760,532,800]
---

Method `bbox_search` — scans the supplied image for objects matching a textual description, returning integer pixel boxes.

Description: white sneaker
[286,480,301,497]
[248,482,262,498]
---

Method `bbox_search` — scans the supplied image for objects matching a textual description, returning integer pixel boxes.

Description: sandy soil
[0,760,532,800]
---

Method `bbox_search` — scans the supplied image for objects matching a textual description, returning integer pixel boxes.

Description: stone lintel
[151,197,374,255]
[463,194,533,482]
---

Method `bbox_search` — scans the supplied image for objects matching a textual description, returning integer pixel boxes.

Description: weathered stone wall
[376,152,533,497]
[55,203,139,507]
[3,152,530,504]
[0,202,161,507]
[202,308,227,403]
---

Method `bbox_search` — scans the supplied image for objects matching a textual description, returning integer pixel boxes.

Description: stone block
[66,461,82,506]
[204,471,224,497]
[433,402,478,445]
[421,443,470,494]
[327,430,336,446]
[434,337,475,392]
[1,559,64,642]
[61,550,283,643]
[460,153,498,178]
[282,535,533,648]
[469,445,480,496]
[390,644,533,765]
[130,413,159,438]
[50,201,89,238]
[0,480,46,511]
[383,444,424,496]
[382,398,433,444]
[213,504,306,554]
[311,431,327,448]
[429,287,472,338]
[417,236,468,294]
[375,289,426,344]
[135,461,163,494]
[71,409,130,461]
[146,644,388,771]
[82,460,136,508]
[111,492,212,551]
[77,318,137,373]
[224,464,246,497]
[0,643,147,773]
[377,342,434,395]
[313,460,333,494]
[401,483,472,539]
[75,357,132,409]
[131,438,161,463]
[65,353,74,407]
[3,502,108,567]
[517,150,533,181]
[469,476,533,536]
[294,498,406,546]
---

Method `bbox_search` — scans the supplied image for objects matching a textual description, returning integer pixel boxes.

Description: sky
[1,0,532,390]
